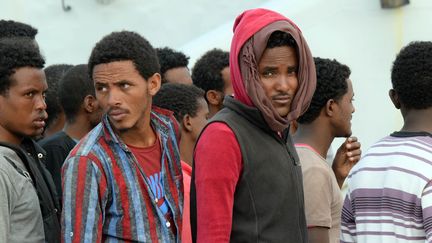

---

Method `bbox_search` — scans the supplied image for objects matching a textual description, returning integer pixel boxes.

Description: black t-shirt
[38,131,76,198]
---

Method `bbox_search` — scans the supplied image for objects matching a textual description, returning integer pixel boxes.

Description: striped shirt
[61,107,183,243]
[341,132,432,243]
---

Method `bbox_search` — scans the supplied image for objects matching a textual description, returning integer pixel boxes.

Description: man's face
[333,78,355,137]
[164,67,193,85]
[258,46,299,117]
[189,97,209,141]
[93,60,160,133]
[0,67,48,144]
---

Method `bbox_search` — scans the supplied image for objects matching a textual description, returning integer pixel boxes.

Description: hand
[332,136,361,188]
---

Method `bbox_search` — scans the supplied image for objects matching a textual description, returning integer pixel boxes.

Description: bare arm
[308,227,330,243]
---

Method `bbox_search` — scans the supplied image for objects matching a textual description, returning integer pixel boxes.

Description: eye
[96,85,107,92]
[261,70,275,78]
[120,83,130,89]
[287,67,297,75]
[25,91,35,97]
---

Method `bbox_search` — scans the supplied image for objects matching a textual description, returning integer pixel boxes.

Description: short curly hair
[298,57,351,124]
[153,83,205,122]
[0,38,45,95]
[88,31,160,80]
[391,41,432,109]
[44,64,73,127]
[266,31,297,49]
[192,48,229,94]
[0,20,37,39]
[156,47,189,83]
[59,64,95,122]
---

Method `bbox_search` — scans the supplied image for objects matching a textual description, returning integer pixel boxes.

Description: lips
[272,95,291,105]
[33,118,46,128]
[108,109,128,121]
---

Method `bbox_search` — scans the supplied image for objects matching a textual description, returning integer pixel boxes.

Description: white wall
[1,0,431,150]
[0,0,265,65]
[183,0,432,151]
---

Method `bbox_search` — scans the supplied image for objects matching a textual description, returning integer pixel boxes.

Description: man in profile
[0,38,60,243]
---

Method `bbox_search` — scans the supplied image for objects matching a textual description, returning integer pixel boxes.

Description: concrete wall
[183,0,432,150]
[1,0,431,150]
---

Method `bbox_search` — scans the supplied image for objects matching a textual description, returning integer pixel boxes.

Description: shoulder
[38,131,66,146]
[198,122,237,145]
[295,145,329,169]
[0,149,29,193]
[68,125,104,158]
[151,106,180,138]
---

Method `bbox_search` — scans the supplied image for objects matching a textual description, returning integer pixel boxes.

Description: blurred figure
[0,38,60,243]
[42,64,73,138]
[156,46,192,84]
[192,48,232,118]
[293,57,361,243]
[341,41,432,242]
[38,64,102,199]
[153,83,208,243]
[0,19,37,40]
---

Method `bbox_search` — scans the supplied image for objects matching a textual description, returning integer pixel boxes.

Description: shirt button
[70,232,74,237]
[155,198,158,203]
[37,153,43,159]
[166,221,171,228]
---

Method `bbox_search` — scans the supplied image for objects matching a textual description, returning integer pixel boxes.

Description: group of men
[0,7,431,243]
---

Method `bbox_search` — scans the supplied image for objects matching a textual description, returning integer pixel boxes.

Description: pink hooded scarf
[230,8,316,132]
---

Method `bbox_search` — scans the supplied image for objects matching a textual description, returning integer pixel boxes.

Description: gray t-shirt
[0,146,44,243]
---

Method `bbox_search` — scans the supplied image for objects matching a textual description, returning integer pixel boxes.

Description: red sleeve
[193,122,242,243]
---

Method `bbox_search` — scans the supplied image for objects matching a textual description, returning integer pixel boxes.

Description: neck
[208,105,221,119]
[400,107,432,133]
[179,130,194,166]
[117,115,155,148]
[45,114,66,137]
[292,121,334,158]
[64,115,94,140]
[0,125,23,145]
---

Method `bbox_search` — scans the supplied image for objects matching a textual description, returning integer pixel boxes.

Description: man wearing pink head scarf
[190,8,316,242]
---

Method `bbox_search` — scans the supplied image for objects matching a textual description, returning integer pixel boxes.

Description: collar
[390,131,432,138]
[101,106,178,152]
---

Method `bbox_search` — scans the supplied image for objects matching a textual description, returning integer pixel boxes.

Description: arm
[194,122,242,243]
[302,164,333,243]
[0,170,12,243]
[340,193,357,242]
[332,136,361,188]
[308,227,330,243]
[421,180,432,242]
[61,155,107,243]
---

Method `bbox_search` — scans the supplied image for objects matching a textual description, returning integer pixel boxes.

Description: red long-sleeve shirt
[193,122,242,242]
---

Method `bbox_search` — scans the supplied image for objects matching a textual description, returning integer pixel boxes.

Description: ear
[325,99,336,117]
[182,114,193,133]
[148,73,161,96]
[83,95,97,113]
[389,89,401,109]
[206,90,222,106]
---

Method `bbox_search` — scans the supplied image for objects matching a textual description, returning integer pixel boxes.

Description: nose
[36,94,47,110]
[107,89,121,106]
[276,74,298,93]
